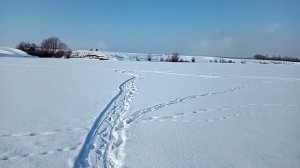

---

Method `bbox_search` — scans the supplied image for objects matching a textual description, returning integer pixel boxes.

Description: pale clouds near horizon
[189,23,299,57]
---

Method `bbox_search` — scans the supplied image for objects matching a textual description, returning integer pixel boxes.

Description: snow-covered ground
[71,49,196,62]
[0,47,30,57]
[71,49,299,65]
[0,55,300,168]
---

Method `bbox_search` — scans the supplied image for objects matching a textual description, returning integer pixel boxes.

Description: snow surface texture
[0,56,300,168]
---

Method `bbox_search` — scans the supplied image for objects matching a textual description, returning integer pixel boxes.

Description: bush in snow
[147,54,152,61]
[191,57,195,63]
[65,50,72,59]
[219,59,227,63]
[16,37,70,58]
[170,52,180,62]
[16,42,37,51]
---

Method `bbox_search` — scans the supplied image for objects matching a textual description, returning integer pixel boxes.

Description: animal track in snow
[0,143,81,161]
[137,103,296,123]
[73,68,273,168]
[0,127,89,138]
[124,81,271,126]
[136,104,297,124]
[143,70,220,79]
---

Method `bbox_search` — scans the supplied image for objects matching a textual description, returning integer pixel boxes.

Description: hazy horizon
[0,0,299,57]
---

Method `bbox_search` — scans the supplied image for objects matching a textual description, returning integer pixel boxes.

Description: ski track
[135,104,298,124]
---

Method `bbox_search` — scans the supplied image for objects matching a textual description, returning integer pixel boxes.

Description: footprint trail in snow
[74,69,271,168]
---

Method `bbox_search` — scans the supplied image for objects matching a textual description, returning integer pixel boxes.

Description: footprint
[56,148,64,152]
[162,116,173,119]
[20,154,30,158]
[0,156,9,160]
[28,133,37,136]
[174,113,184,116]
[69,146,77,151]
[224,116,231,119]
[40,152,48,155]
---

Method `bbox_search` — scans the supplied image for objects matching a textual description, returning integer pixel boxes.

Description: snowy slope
[71,49,298,65]
[71,50,198,62]
[0,56,300,168]
[0,46,30,57]
[71,50,117,60]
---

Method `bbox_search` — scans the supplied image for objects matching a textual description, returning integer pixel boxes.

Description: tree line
[253,54,300,62]
[16,37,71,58]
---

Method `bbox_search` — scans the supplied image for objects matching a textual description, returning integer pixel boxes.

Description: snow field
[0,56,300,168]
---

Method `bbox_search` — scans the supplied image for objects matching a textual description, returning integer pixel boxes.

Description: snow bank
[0,46,30,57]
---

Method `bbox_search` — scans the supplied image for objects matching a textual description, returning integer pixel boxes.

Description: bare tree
[191,57,195,62]
[16,37,70,58]
[41,37,68,53]
[58,42,68,51]
[16,41,33,51]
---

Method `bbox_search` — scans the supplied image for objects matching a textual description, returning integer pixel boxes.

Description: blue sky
[0,0,299,57]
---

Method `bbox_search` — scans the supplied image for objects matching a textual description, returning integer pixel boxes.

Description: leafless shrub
[191,57,195,62]
[16,37,70,58]
[171,52,180,62]
[147,54,152,61]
